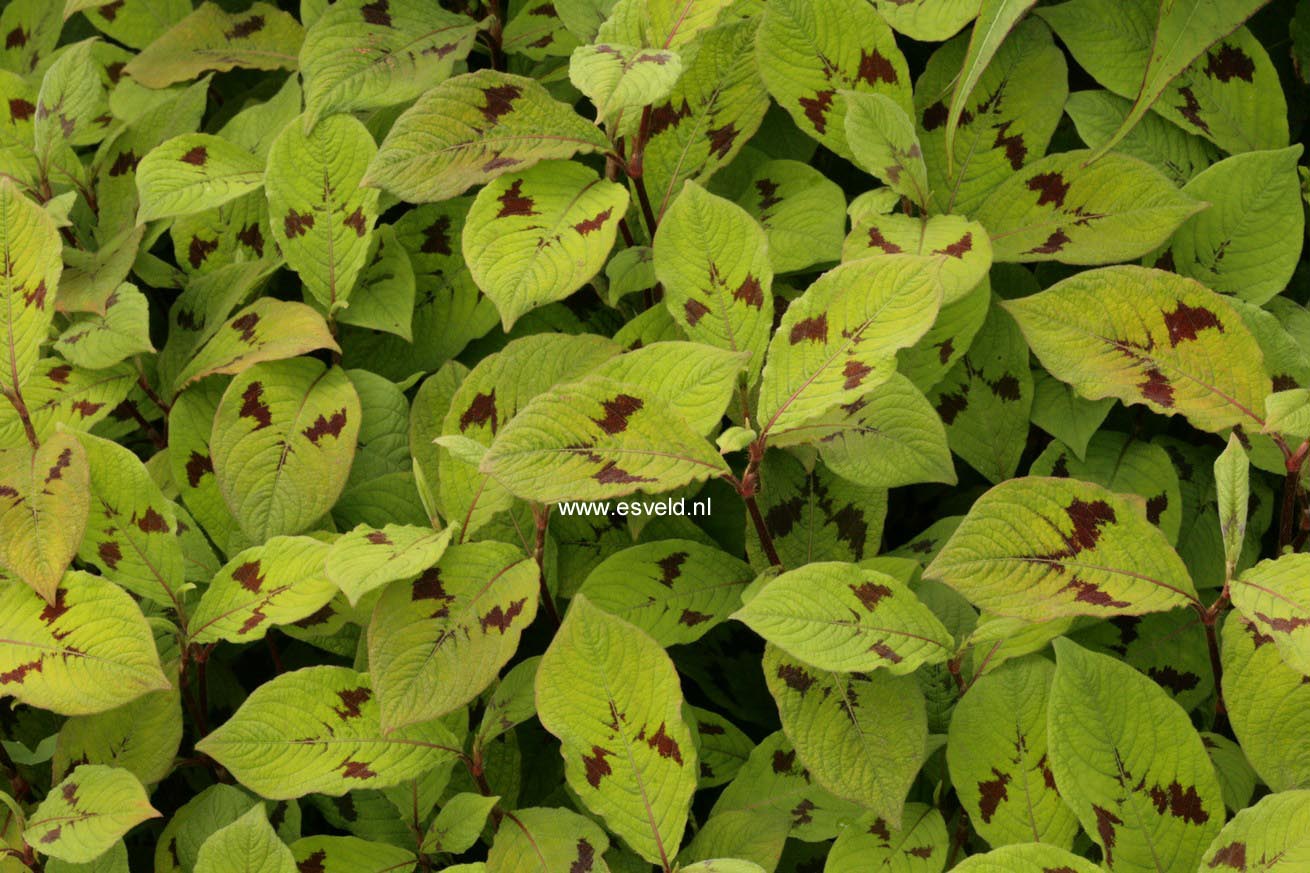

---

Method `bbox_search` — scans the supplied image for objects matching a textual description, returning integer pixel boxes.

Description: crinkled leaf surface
[24,765,158,863]
[0,432,89,602]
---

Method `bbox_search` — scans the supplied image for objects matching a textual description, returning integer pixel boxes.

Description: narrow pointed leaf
[1215,433,1250,576]
[843,92,930,209]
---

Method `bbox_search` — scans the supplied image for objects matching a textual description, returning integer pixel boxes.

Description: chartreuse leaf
[211,358,361,541]
[579,539,753,647]
[843,213,992,306]
[926,477,1198,620]
[188,536,337,644]
[367,70,610,203]
[477,657,540,748]
[1223,614,1310,791]
[758,255,942,438]
[198,666,462,799]
[824,804,948,871]
[917,18,1067,215]
[1230,554,1310,675]
[976,151,1203,263]
[950,844,1100,873]
[1004,266,1270,433]
[193,805,294,873]
[300,0,479,131]
[0,0,59,73]
[0,433,89,602]
[679,859,766,873]
[266,113,378,313]
[677,807,786,871]
[569,43,681,129]
[899,276,991,393]
[654,182,772,379]
[590,341,745,437]
[844,92,930,209]
[536,595,697,864]
[734,562,951,674]
[0,570,169,715]
[946,656,1079,849]
[24,765,158,863]
[53,284,153,369]
[596,0,728,48]
[756,0,912,160]
[34,40,109,166]
[503,0,579,60]
[54,677,182,787]
[1214,433,1249,577]
[335,226,416,340]
[170,298,338,395]
[1166,145,1305,304]
[325,523,451,606]
[481,374,728,504]
[290,835,416,873]
[136,134,265,223]
[734,159,845,275]
[122,3,302,88]
[0,177,61,392]
[763,643,926,825]
[368,541,537,731]
[874,0,977,40]
[486,806,609,873]
[1047,639,1225,871]
[1201,790,1310,870]
[1066,90,1217,185]
[463,160,628,329]
[1029,369,1116,460]
[76,432,186,610]
[420,793,498,855]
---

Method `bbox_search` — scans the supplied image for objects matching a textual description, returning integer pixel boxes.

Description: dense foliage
[2,0,1310,870]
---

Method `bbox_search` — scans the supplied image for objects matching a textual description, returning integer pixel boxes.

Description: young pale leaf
[758,255,942,438]
[368,541,537,731]
[568,43,681,128]
[24,765,158,863]
[1223,614,1310,792]
[946,657,1079,849]
[136,134,265,223]
[1004,266,1270,433]
[300,0,480,130]
[950,844,1100,873]
[197,666,462,799]
[480,374,728,504]
[734,159,845,274]
[1230,554,1310,675]
[289,836,416,873]
[188,536,336,644]
[0,570,169,715]
[420,793,499,855]
[0,177,61,392]
[53,284,154,369]
[735,562,952,674]
[824,804,948,872]
[536,595,697,864]
[976,151,1203,263]
[579,540,754,647]
[1215,433,1250,577]
[211,358,361,540]
[756,0,912,160]
[193,805,294,873]
[366,70,610,203]
[485,806,610,873]
[463,160,628,329]
[122,3,303,88]
[325,523,451,605]
[843,92,929,208]
[1200,790,1310,871]
[0,433,89,602]
[842,212,991,306]
[266,113,378,313]
[589,341,746,436]
[1047,639,1225,871]
[763,644,926,826]
[654,182,773,378]
[926,476,1198,620]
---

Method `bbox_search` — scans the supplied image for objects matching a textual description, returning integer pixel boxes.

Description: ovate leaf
[0,177,62,391]
[0,433,89,602]
[844,92,930,209]
[24,766,158,863]
[842,212,991,306]
[486,807,610,873]
[1223,614,1310,791]
[136,134,265,223]
[193,805,294,873]
[1231,554,1310,675]
[1066,90,1217,185]
[569,43,682,128]
[53,284,154,370]
[824,804,949,872]
[123,2,303,88]
[325,523,451,605]
[289,836,416,873]
[589,341,746,437]
[950,844,1100,873]
[1200,790,1310,871]
[734,159,845,274]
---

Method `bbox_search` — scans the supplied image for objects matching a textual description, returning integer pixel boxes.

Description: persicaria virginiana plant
[1,0,1309,870]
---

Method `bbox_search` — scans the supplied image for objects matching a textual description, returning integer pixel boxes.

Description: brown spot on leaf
[459,391,498,433]
[643,722,684,763]
[656,552,687,587]
[1273,373,1300,391]
[1204,44,1255,82]
[772,749,796,773]
[799,89,835,133]
[480,84,522,123]
[298,850,327,873]
[232,561,265,592]
[239,382,272,429]
[935,233,973,258]
[224,14,265,39]
[361,0,391,26]
[496,179,536,217]
[45,448,73,484]
[570,838,595,873]
[993,120,1027,169]
[756,178,782,211]
[857,49,897,84]
[284,209,314,237]
[236,222,265,256]
[777,662,814,694]
[108,149,137,176]
[339,757,377,779]
[922,100,948,131]
[591,394,643,435]
[1147,665,1200,694]
[573,207,612,236]
[5,28,27,49]
[1093,805,1123,865]
[850,581,892,611]
[1163,302,1222,347]
[1063,578,1131,609]
[302,407,349,445]
[1027,229,1071,255]
[990,374,1021,401]
[1027,172,1069,207]
[1208,841,1246,868]
[582,745,613,787]
[866,226,904,254]
[1067,499,1116,551]
[789,314,828,344]
[480,598,526,633]
[791,799,815,824]
[679,608,712,626]
[733,274,765,309]
[232,311,260,342]
[1147,780,1209,824]
[188,236,219,268]
[936,391,968,424]
[592,462,654,485]
[135,508,169,533]
[49,364,72,384]
[334,687,371,719]
[343,207,368,237]
[365,531,391,545]
[1140,367,1175,407]
[1177,87,1210,133]
[0,658,43,684]
[181,146,207,166]
[22,280,46,309]
[420,216,452,254]
[648,99,691,136]
[870,641,902,663]
[99,541,123,569]
[1145,494,1168,525]
[1255,611,1310,633]
[683,298,710,326]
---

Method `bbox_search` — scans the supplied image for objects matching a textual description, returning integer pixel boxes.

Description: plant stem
[1279,438,1310,551]
[1194,597,1230,732]
[532,504,561,626]
[736,443,782,568]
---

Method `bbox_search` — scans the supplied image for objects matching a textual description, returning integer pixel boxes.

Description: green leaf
[654,181,773,379]
[824,804,948,872]
[569,43,681,128]
[53,284,153,370]
[366,70,610,203]
[300,0,480,131]
[335,226,416,340]
[843,92,929,209]
[0,178,62,392]
[842,213,991,307]
[464,160,628,329]
[1066,90,1218,185]
[1164,145,1305,304]
[421,793,498,855]
[136,134,265,223]
[1200,790,1310,871]
[762,643,926,825]
[211,358,361,540]
[289,836,415,873]
[194,805,294,873]
[536,595,697,864]
[25,765,158,863]
[266,113,379,313]
[950,844,1101,873]
[75,0,192,52]
[0,0,60,74]
[686,707,751,790]
[926,476,1198,619]
[325,523,451,606]
[899,275,992,393]
[757,255,942,437]
[579,539,753,646]
[34,40,110,167]
[122,2,303,88]
[976,151,1203,264]
[946,656,1079,849]
[733,159,845,275]
[54,683,182,788]
[756,0,911,160]
[874,0,977,40]
[1029,369,1116,460]
[1223,613,1310,791]
[1003,266,1270,433]
[734,562,952,674]
[1231,554,1310,676]
[590,341,746,437]
[0,433,89,602]
[476,656,540,748]
[503,0,580,60]
[480,374,728,503]
[0,359,131,445]
[188,536,337,644]
[485,807,610,873]
[197,665,462,799]
[1047,638,1225,871]
[1214,433,1250,577]
[368,541,537,731]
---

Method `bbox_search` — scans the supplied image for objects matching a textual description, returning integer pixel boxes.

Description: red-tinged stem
[1279,438,1310,551]
[735,442,782,568]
